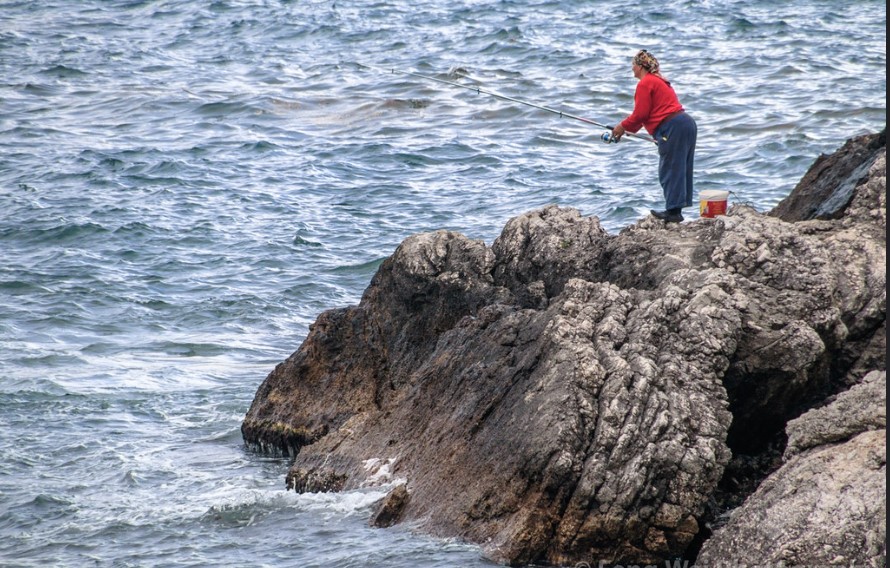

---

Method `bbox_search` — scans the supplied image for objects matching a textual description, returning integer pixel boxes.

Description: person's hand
[611,124,626,142]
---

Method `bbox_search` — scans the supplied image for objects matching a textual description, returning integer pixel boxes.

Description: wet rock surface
[243,131,886,565]
[370,483,410,528]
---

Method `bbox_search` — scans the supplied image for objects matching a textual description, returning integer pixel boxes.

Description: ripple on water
[0,0,884,566]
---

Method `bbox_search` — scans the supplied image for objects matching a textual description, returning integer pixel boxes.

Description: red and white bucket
[699,190,729,218]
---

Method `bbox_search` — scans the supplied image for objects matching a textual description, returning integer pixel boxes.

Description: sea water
[0,1,885,566]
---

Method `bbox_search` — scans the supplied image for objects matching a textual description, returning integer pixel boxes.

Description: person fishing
[611,50,697,223]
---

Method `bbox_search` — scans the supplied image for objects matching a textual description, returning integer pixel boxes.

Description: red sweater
[621,73,684,135]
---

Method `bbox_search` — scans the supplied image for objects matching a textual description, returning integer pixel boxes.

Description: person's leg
[684,115,698,207]
[657,120,688,212]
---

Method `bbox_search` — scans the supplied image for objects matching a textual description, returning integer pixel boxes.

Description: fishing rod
[361,63,656,144]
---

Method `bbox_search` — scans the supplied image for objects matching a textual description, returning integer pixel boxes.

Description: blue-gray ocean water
[0,1,885,566]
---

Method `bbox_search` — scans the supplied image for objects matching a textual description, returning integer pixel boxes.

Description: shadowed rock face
[697,371,886,567]
[770,129,886,222]
[242,132,885,566]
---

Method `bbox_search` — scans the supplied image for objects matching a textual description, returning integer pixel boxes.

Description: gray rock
[698,372,886,567]
[491,205,608,306]
[242,132,886,565]
[785,370,886,458]
[770,129,885,222]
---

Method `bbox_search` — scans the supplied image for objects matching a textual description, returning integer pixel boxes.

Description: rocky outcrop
[770,129,886,222]
[697,371,886,567]
[784,370,886,459]
[242,131,886,566]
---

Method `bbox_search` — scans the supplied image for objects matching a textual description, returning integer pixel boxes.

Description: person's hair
[633,49,660,74]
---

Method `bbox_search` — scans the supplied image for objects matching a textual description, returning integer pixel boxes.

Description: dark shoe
[650,209,683,223]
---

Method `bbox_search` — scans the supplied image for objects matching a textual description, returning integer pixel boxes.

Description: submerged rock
[242,131,885,565]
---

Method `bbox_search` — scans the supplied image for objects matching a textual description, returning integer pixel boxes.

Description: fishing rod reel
[600,131,620,144]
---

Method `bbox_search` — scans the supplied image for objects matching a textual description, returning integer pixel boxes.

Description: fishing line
[358,63,656,145]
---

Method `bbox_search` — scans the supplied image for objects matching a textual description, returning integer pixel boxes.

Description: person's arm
[612,78,652,140]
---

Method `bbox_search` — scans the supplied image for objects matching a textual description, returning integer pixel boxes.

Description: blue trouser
[654,112,697,211]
